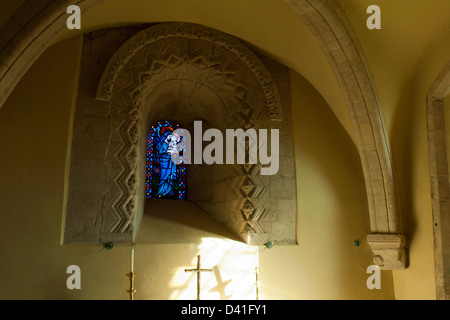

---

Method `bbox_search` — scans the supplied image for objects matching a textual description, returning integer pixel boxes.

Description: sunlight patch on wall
[169,238,258,300]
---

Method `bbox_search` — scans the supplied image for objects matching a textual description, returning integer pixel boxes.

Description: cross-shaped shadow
[209,265,232,300]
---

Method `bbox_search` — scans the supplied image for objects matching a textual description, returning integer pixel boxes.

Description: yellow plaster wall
[0,36,84,299]
[338,0,450,300]
[258,71,394,300]
[388,27,450,301]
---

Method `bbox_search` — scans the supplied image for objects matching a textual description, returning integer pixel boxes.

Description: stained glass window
[146,121,186,200]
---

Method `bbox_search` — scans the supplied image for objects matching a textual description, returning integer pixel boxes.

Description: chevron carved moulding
[63,23,296,245]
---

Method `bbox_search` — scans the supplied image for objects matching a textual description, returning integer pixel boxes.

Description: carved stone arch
[285,0,406,269]
[426,61,450,300]
[64,23,296,245]
[96,22,283,122]
[104,23,286,243]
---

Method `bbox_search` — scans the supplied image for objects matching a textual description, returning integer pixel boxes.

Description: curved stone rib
[285,0,405,269]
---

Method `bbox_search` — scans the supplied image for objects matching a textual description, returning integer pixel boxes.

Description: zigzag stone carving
[106,109,140,234]
[65,24,296,245]
[96,22,283,121]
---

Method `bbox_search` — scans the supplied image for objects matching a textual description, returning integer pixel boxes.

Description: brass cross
[185,255,213,300]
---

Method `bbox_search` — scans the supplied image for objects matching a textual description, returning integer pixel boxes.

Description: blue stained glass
[146,121,186,200]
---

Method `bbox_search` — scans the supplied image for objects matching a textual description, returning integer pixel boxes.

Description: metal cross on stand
[185,255,213,300]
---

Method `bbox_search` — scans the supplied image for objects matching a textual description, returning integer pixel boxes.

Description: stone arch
[0,0,105,108]
[285,0,405,269]
[426,61,450,300]
[0,0,406,268]
[96,23,283,121]
[64,23,295,245]
[111,22,280,236]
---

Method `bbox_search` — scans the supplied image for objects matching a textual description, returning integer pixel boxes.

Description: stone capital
[367,234,407,270]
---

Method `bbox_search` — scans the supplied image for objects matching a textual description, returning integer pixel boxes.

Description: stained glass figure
[146,121,186,199]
